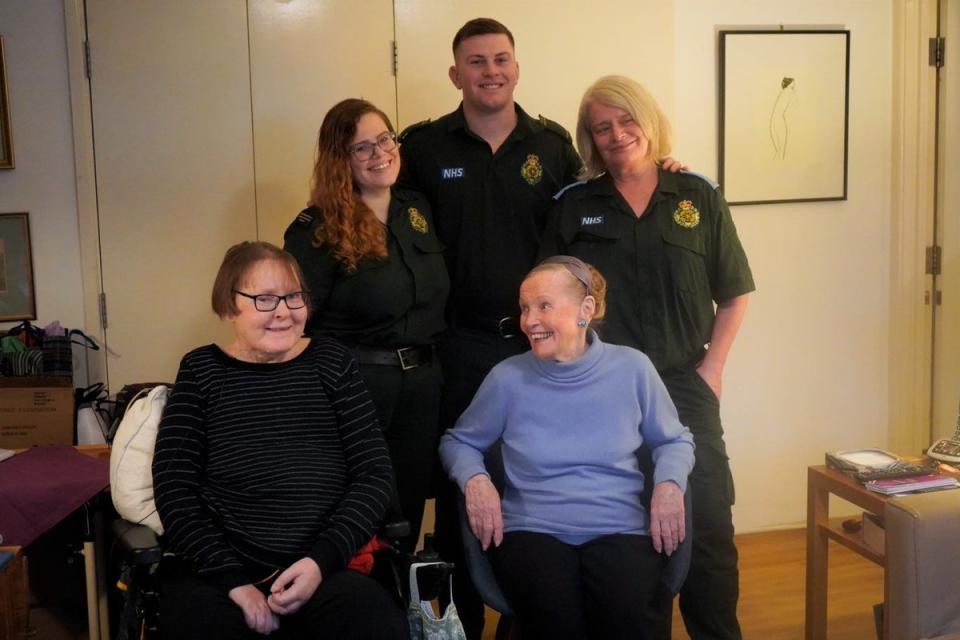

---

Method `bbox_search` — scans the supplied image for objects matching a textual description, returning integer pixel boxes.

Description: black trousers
[359,357,442,552]
[434,327,528,640]
[489,531,670,640]
[159,564,406,640]
[661,368,742,640]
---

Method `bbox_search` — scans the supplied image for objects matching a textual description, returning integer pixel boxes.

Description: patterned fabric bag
[42,335,73,377]
[407,562,467,640]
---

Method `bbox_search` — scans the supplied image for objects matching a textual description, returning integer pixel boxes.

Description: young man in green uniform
[398,18,581,639]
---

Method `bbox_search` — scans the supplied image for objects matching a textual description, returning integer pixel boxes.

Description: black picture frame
[718,30,850,206]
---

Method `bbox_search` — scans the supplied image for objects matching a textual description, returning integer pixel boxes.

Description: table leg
[95,507,110,640]
[83,539,100,640]
[806,469,829,640]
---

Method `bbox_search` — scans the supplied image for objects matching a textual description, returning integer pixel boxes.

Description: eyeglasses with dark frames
[348,131,398,161]
[233,290,307,312]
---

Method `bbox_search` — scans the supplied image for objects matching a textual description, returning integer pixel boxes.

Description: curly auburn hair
[308,98,392,271]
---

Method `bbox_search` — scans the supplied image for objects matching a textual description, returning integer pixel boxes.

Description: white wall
[3,1,899,532]
[673,0,893,531]
[0,0,85,331]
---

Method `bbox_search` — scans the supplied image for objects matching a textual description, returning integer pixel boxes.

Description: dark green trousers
[660,367,742,640]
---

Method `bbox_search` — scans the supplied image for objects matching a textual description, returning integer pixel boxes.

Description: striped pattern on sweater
[152,338,393,592]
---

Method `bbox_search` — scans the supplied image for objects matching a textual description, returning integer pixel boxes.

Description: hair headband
[539,255,592,291]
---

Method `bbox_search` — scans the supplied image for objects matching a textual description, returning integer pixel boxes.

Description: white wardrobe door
[87,0,256,388]
[248,0,397,246]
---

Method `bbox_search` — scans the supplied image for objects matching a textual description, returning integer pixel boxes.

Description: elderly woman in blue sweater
[439,255,694,640]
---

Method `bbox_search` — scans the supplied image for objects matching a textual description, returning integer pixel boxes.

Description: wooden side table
[805,465,890,639]
[0,546,28,640]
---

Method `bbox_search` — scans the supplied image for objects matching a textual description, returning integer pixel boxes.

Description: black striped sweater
[152,338,393,592]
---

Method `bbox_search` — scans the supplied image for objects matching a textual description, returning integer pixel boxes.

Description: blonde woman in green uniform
[284,98,450,553]
[541,75,754,640]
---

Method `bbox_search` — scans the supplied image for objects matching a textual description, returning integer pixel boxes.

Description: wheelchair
[109,516,456,640]
[456,442,693,640]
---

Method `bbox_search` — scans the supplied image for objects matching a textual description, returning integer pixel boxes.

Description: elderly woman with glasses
[440,256,694,640]
[153,241,405,639]
[284,99,449,553]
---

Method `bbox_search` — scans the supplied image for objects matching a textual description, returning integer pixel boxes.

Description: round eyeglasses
[233,290,307,312]
[348,131,398,161]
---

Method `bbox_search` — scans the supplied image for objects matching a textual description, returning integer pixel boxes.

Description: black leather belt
[354,345,434,370]
[454,316,521,339]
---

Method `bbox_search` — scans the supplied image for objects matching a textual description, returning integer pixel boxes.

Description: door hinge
[926,289,943,306]
[926,245,942,275]
[391,40,398,77]
[929,37,945,68]
[98,292,108,329]
[84,40,92,79]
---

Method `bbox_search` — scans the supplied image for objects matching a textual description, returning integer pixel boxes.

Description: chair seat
[885,489,960,640]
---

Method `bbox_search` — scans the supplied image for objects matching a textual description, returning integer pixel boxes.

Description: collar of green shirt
[446,102,537,143]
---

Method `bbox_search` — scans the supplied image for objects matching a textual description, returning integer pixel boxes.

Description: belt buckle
[396,347,418,371]
[497,316,517,339]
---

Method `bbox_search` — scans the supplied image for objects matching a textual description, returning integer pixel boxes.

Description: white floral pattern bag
[406,562,467,640]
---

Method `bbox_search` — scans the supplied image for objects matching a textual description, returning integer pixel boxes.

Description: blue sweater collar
[530,329,605,381]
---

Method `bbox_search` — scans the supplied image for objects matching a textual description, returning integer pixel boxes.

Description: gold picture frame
[0,213,36,321]
[0,36,14,170]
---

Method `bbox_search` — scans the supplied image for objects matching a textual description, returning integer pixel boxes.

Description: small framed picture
[0,36,13,170]
[0,213,36,321]
[718,30,850,205]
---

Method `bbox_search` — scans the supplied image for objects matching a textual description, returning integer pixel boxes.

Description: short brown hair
[576,75,672,179]
[526,257,608,322]
[211,241,308,318]
[452,18,515,55]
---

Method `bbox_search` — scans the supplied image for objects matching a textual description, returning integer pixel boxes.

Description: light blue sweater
[440,332,694,544]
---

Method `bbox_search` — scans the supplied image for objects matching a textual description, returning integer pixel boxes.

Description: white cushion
[110,385,169,535]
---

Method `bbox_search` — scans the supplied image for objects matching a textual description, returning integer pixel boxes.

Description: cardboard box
[0,377,74,448]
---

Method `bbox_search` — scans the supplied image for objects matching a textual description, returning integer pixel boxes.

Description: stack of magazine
[865,474,959,495]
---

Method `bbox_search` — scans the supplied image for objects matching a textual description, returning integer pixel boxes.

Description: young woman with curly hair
[284,98,449,551]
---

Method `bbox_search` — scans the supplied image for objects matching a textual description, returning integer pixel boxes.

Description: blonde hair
[576,75,672,180]
[526,258,607,322]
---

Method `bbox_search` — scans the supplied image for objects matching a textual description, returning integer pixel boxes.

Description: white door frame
[888,0,939,455]
[64,0,107,386]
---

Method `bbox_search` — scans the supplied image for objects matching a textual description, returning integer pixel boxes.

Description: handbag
[407,562,467,640]
[68,329,101,389]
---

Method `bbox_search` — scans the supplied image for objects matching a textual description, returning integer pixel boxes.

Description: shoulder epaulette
[294,209,314,226]
[398,119,432,143]
[538,115,572,143]
[680,170,720,190]
[553,180,587,200]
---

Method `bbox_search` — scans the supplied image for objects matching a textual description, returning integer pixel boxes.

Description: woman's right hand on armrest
[465,474,504,551]
[229,584,279,635]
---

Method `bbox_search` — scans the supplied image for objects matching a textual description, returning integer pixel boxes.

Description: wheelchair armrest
[661,488,694,595]
[381,517,411,542]
[456,491,514,616]
[112,519,163,566]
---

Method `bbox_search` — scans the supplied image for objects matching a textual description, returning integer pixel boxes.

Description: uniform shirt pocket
[661,227,709,294]
[410,233,446,255]
[562,225,619,266]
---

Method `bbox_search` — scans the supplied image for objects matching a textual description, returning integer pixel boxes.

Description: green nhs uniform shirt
[541,169,755,373]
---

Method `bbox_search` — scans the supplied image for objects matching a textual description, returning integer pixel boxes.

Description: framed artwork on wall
[0,36,13,170]
[0,213,36,321]
[718,30,850,206]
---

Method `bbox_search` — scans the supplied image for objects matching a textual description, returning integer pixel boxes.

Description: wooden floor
[483,527,884,640]
[30,524,884,639]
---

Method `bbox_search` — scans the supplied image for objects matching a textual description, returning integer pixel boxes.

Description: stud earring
[577,319,588,328]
